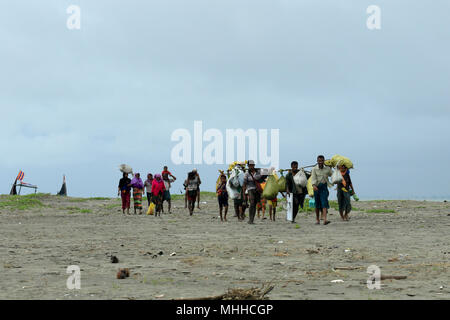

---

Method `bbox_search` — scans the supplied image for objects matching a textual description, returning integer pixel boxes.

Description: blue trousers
[314,183,329,209]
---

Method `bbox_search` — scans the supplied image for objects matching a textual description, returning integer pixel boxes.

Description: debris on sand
[380,275,407,280]
[331,279,344,283]
[116,268,130,279]
[110,255,119,263]
[332,266,362,271]
[175,283,274,300]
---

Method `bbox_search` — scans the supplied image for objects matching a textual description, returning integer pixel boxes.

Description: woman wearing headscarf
[151,174,166,216]
[130,173,144,214]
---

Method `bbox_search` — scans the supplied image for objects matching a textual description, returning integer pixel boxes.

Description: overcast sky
[1,0,449,200]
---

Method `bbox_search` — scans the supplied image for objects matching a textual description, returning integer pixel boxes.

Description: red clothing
[121,190,130,209]
[152,179,166,196]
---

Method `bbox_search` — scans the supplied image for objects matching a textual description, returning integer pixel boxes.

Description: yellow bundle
[306,177,314,197]
[227,160,247,172]
[147,203,155,215]
[324,155,354,169]
[262,173,279,200]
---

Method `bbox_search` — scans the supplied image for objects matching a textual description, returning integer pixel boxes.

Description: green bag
[262,174,279,199]
[277,176,286,193]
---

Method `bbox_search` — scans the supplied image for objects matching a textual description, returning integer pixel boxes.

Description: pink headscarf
[152,176,165,196]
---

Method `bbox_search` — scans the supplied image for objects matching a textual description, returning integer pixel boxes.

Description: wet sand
[0,194,449,300]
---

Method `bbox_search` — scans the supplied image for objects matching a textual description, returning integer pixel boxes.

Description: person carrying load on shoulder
[243,160,262,225]
[285,161,309,224]
[337,164,354,221]
[311,155,333,225]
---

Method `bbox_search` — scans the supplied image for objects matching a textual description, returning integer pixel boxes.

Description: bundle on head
[119,164,133,174]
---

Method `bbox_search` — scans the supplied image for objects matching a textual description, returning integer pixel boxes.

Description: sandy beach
[0,193,448,300]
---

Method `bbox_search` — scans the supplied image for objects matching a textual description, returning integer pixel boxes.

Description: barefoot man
[311,155,332,225]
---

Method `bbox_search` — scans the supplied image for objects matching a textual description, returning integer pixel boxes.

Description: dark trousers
[292,192,306,221]
[147,192,152,206]
[248,189,261,223]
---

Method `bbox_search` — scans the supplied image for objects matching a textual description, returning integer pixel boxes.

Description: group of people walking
[118,156,355,225]
[118,166,202,216]
[214,156,355,225]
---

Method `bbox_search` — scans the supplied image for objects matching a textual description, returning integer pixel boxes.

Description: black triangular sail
[10,179,17,195]
[57,175,67,196]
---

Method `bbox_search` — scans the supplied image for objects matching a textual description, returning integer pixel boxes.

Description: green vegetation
[365,209,396,213]
[300,198,315,212]
[329,200,339,211]
[171,191,217,200]
[0,194,46,210]
[104,203,118,210]
[69,197,110,202]
[79,209,92,213]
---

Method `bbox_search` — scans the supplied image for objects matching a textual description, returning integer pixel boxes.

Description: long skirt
[133,188,143,209]
[121,190,131,209]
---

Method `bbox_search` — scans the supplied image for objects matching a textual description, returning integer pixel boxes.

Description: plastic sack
[306,177,314,197]
[229,168,244,188]
[277,176,286,193]
[331,168,343,185]
[309,198,316,209]
[262,174,278,199]
[324,155,354,169]
[226,179,241,200]
[293,169,307,188]
[119,164,133,174]
[147,203,155,215]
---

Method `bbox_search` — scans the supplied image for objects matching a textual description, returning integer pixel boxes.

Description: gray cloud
[0,0,449,199]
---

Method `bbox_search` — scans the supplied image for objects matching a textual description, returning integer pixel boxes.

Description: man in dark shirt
[118,173,131,214]
[285,161,309,223]
[243,160,262,224]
